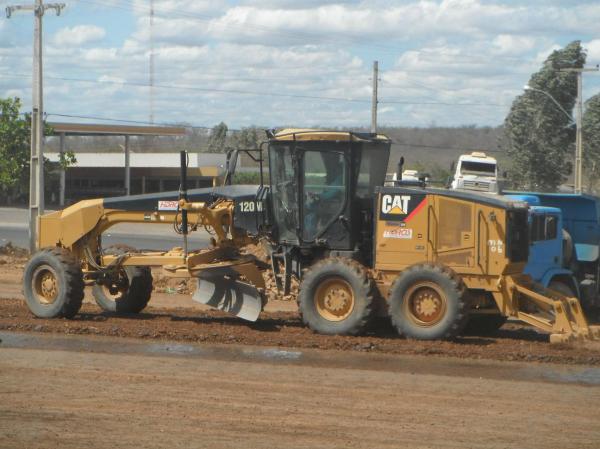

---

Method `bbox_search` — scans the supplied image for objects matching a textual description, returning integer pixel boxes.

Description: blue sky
[1,0,599,129]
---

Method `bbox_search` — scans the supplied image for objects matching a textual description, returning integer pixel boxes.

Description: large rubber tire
[92,266,153,313]
[389,264,469,340]
[298,258,376,335]
[463,314,507,336]
[23,247,84,319]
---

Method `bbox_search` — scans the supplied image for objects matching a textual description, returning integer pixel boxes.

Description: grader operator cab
[23,130,600,343]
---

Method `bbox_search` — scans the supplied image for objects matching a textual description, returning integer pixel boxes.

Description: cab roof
[272,128,390,143]
[458,152,497,164]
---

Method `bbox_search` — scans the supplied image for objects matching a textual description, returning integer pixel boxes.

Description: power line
[78,0,409,56]
[46,112,215,129]
[45,112,505,154]
[0,73,372,102]
[383,99,507,107]
[392,142,504,153]
[45,112,252,132]
[77,0,571,67]
[0,72,510,108]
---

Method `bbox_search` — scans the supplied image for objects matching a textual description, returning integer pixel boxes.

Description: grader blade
[193,270,263,322]
[502,275,600,343]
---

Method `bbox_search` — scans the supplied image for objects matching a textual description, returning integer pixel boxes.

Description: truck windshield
[460,161,496,175]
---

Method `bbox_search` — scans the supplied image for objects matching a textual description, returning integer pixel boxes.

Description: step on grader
[23,130,600,343]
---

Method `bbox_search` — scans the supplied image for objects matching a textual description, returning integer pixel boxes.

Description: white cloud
[584,39,600,62]
[52,25,106,47]
[492,35,536,55]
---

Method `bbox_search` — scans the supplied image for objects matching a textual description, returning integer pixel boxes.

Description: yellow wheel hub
[32,266,59,305]
[314,278,355,322]
[404,282,447,326]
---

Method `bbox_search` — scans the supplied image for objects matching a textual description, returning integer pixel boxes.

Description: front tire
[23,247,84,318]
[92,266,153,313]
[298,258,376,335]
[389,264,469,340]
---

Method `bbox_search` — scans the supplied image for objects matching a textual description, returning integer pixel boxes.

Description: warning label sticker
[383,228,413,239]
[158,200,179,211]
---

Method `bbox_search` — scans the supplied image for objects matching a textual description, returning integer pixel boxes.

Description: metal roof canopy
[49,122,188,205]
[48,122,187,137]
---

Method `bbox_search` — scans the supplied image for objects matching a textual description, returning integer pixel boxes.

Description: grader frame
[22,132,600,343]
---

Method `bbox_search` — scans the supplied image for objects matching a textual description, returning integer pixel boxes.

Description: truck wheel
[298,258,376,335]
[23,247,84,319]
[93,267,153,313]
[463,314,507,335]
[389,264,469,340]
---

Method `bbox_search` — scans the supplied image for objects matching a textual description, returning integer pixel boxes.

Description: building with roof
[45,151,227,204]
[44,122,226,206]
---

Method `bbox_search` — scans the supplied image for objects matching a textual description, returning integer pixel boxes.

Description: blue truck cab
[505,194,579,298]
[518,193,600,309]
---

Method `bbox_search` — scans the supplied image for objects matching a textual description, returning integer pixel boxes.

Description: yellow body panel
[371,189,598,342]
[374,192,524,280]
[38,199,104,248]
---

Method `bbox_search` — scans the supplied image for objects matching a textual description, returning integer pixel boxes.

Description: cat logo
[381,195,410,215]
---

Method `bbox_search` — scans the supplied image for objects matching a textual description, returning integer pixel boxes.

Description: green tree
[0,96,76,204]
[230,127,260,150]
[583,93,600,192]
[0,97,31,202]
[503,41,586,191]
[207,122,228,153]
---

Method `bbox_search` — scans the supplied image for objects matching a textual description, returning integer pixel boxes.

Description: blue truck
[507,193,600,310]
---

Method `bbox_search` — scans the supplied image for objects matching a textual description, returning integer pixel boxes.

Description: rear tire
[93,266,153,313]
[23,247,84,319]
[298,258,375,335]
[389,264,469,340]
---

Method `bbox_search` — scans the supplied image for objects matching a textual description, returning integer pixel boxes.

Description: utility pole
[149,0,155,124]
[371,60,378,134]
[559,65,599,194]
[6,0,65,253]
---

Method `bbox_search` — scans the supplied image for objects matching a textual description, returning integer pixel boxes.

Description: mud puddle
[2,331,599,386]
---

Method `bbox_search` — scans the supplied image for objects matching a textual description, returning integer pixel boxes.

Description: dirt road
[1,332,599,449]
[3,246,600,448]
[2,297,600,366]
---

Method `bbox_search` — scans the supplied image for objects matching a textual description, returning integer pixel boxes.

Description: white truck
[450,151,499,193]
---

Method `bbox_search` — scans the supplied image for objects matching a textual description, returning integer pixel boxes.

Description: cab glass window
[302,151,346,241]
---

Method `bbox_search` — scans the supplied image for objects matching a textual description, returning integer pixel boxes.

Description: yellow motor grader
[23,130,599,343]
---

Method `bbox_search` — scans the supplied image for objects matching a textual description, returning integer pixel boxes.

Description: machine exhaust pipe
[179,150,189,257]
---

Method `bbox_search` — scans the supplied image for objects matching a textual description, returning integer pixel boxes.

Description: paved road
[0,207,211,251]
[1,332,599,449]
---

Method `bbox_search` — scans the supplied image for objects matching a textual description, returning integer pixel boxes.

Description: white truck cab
[450,151,499,193]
